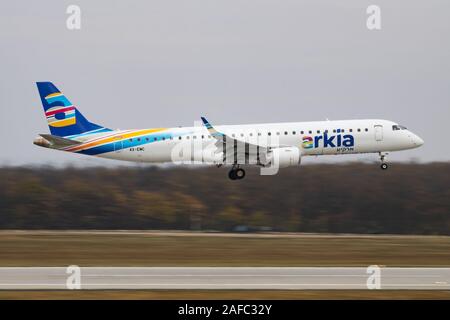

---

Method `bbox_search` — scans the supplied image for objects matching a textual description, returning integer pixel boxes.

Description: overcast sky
[0,0,449,166]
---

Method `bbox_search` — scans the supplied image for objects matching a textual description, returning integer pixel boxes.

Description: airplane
[33,82,424,180]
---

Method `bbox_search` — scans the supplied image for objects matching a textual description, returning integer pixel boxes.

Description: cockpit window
[392,125,407,131]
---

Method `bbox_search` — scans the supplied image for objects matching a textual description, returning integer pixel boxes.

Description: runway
[0,267,449,290]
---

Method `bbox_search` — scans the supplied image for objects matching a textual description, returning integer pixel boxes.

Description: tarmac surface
[0,267,449,290]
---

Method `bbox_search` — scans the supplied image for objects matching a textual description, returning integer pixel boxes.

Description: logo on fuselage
[302,132,355,150]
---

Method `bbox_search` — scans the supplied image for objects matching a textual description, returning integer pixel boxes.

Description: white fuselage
[96,119,423,165]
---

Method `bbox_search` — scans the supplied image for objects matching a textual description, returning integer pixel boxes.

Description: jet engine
[267,146,301,168]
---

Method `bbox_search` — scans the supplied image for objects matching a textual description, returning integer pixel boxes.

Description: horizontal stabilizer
[34,134,82,149]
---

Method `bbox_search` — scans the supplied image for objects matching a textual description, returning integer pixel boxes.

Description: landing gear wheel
[228,167,246,180]
[235,168,246,179]
[379,152,389,171]
[228,170,237,180]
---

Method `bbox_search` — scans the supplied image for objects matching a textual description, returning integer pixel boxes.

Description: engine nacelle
[267,147,301,168]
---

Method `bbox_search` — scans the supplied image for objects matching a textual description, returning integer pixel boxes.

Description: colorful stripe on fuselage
[64,127,113,140]
[63,128,172,155]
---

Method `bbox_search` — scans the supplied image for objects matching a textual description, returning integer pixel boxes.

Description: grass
[0,232,449,267]
[0,290,449,300]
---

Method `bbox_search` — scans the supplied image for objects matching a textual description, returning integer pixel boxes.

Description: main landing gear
[228,166,246,180]
[379,152,389,170]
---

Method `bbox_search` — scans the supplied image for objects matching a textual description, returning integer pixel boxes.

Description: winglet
[201,116,222,137]
[200,117,212,129]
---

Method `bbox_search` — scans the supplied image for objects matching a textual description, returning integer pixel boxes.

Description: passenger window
[317,130,320,134]
[349,129,353,132]
[308,130,312,134]
[154,137,157,141]
[178,136,182,140]
[365,128,368,132]
[357,128,361,132]
[268,132,272,136]
[301,131,304,134]
[292,131,296,135]
[285,131,288,135]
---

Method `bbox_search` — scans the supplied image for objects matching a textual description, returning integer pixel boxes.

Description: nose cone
[413,134,424,147]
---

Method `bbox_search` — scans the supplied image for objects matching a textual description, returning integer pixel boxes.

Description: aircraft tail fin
[36,82,110,138]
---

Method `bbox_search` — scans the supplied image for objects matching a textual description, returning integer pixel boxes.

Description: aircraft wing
[201,117,270,164]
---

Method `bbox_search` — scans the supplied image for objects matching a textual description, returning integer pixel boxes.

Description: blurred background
[0,163,449,234]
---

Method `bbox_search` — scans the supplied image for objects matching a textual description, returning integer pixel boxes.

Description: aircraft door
[374,125,383,141]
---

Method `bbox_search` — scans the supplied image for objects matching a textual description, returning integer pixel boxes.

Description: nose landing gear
[379,152,389,170]
[228,166,246,180]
